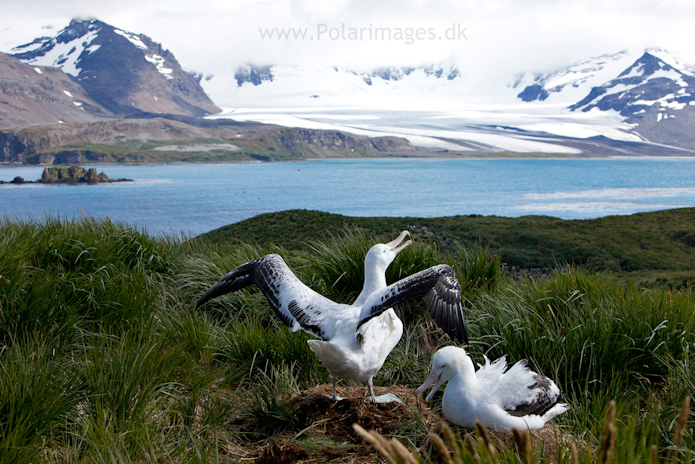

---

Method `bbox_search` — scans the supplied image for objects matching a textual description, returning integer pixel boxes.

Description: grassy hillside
[199,208,695,286]
[6,119,417,165]
[1,216,694,463]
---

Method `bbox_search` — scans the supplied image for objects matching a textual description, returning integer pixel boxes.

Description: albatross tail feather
[307,340,347,371]
[307,340,361,381]
[541,403,570,422]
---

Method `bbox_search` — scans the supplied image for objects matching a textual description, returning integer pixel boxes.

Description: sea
[2,157,695,237]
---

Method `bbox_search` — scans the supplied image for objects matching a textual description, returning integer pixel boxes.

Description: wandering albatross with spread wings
[196,231,467,403]
[416,346,569,431]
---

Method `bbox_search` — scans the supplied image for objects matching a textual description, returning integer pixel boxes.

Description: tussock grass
[0,216,171,345]
[0,336,83,464]
[0,214,693,462]
[464,267,695,447]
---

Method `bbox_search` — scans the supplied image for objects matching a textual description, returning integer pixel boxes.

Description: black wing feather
[196,260,260,308]
[196,254,328,339]
[357,265,468,343]
[505,374,562,417]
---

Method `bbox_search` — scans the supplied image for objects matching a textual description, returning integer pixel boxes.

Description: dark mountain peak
[235,65,273,87]
[13,19,102,64]
[518,84,550,102]
[11,18,220,117]
[64,17,100,36]
[569,51,693,114]
[616,52,683,80]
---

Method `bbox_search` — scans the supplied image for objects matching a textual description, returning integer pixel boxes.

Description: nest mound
[291,384,440,441]
[248,384,576,463]
[252,384,436,463]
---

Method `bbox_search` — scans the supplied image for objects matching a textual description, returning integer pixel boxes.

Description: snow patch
[73,101,82,107]
[620,63,646,79]
[34,67,42,74]
[647,48,692,74]
[634,95,686,110]
[145,54,173,79]
[661,100,686,110]
[648,68,688,87]
[114,29,147,50]
[20,28,99,77]
[63,90,72,97]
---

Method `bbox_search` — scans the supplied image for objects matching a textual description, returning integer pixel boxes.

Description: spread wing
[356,264,467,343]
[196,254,340,340]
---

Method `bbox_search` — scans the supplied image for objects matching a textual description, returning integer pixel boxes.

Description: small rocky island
[1,165,131,184]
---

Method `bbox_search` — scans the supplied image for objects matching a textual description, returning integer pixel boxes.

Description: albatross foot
[323,394,346,401]
[371,393,403,404]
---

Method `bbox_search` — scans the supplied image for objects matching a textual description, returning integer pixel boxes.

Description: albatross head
[416,346,470,402]
[353,231,412,306]
[364,230,412,274]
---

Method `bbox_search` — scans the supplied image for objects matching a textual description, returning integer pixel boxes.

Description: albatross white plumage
[197,231,467,403]
[416,346,569,431]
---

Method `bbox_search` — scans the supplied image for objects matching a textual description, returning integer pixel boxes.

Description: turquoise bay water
[2,158,695,236]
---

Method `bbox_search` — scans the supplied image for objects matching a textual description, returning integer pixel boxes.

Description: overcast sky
[2,0,694,90]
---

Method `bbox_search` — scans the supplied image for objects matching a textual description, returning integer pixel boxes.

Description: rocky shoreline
[0,165,131,184]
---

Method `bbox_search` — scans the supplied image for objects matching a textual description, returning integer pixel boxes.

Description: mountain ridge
[11,18,220,118]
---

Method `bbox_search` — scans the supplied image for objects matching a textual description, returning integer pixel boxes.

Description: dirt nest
[292,384,440,441]
[250,384,437,463]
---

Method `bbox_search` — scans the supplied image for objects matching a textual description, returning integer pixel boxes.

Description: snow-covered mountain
[207,63,464,107]
[209,49,695,155]
[569,52,695,116]
[564,51,695,149]
[511,51,639,105]
[11,19,220,117]
[233,64,460,87]
[512,49,695,117]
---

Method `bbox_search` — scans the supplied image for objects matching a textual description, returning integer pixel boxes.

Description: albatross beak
[386,230,412,254]
[416,368,444,403]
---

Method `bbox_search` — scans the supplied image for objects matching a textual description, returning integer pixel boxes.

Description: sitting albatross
[416,346,569,431]
[196,231,467,402]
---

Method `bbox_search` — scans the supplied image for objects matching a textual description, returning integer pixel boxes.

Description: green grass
[198,208,695,286]
[27,140,282,164]
[0,214,693,462]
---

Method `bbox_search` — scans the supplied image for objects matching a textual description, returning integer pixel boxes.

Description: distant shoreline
[3,152,695,172]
